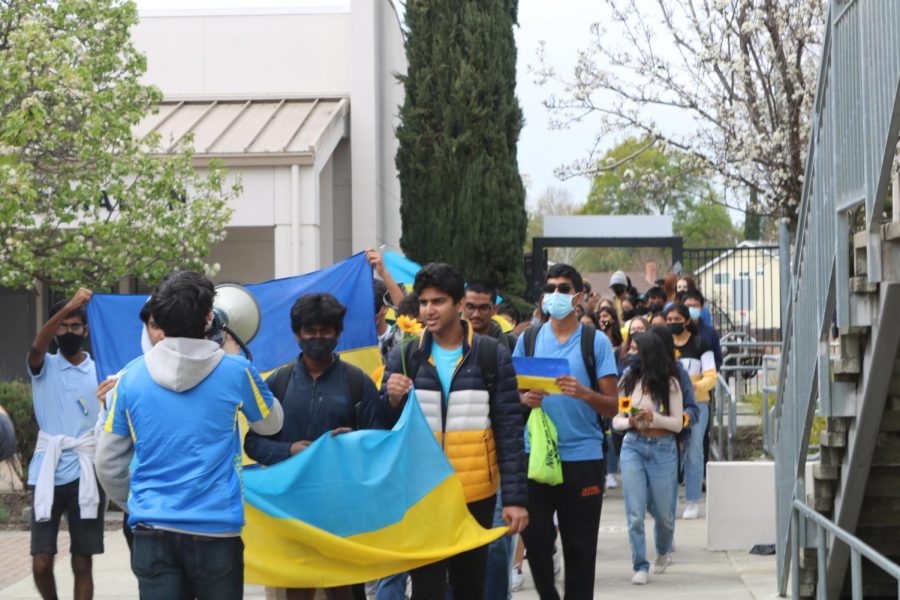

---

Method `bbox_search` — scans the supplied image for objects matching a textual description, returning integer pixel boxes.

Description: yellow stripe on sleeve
[103,384,119,433]
[246,369,270,420]
[125,409,137,442]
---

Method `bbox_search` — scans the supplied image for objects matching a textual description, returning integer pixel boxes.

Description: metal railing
[774,0,900,595]
[712,373,735,461]
[791,500,900,599]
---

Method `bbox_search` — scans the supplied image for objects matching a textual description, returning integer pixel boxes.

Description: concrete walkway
[0,487,785,599]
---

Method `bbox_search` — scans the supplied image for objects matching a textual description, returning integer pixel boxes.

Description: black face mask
[625,353,641,373]
[622,309,636,322]
[611,285,626,296]
[668,323,686,335]
[56,333,84,357]
[676,291,687,302]
[300,337,338,362]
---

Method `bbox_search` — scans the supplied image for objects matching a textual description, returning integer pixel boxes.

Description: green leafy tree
[0,0,238,293]
[396,0,527,295]
[582,137,739,248]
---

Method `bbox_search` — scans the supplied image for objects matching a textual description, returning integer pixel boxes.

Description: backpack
[402,335,499,394]
[269,360,366,427]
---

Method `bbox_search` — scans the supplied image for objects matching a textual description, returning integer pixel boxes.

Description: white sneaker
[652,553,672,574]
[631,570,649,585]
[605,473,618,489]
[511,567,524,592]
[683,501,700,520]
[553,549,562,580]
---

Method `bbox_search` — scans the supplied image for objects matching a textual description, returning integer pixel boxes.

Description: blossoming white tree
[534,0,825,227]
[0,0,238,293]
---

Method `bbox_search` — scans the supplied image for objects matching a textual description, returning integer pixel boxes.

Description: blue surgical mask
[542,292,576,320]
[688,307,702,321]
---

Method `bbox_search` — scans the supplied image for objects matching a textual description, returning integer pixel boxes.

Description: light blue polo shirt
[27,352,101,486]
[513,324,617,461]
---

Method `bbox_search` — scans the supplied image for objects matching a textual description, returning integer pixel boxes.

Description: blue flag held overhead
[86,253,378,381]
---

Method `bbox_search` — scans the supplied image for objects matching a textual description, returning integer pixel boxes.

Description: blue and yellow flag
[242,391,505,587]
[86,253,380,380]
[512,356,569,394]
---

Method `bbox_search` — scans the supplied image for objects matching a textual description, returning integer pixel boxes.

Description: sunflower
[396,315,423,335]
[619,396,632,414]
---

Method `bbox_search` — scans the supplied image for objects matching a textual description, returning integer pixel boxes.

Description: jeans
[131,527,243,600]
[684,402,710,502]
[375,573,408,600]
[620,432,678,573]
[522,459,604,600]
[484,494,512,600]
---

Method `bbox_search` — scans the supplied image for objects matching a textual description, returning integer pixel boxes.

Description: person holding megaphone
[95,270,284,600]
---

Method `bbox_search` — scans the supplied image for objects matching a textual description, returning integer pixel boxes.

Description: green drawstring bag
[527,408,564,485]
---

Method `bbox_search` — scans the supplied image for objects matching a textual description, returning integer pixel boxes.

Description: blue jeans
[620,432,678,572]
[375,573,408,600]
[131,528,243,600]
[684,402,710,502]
[484,494,512,600]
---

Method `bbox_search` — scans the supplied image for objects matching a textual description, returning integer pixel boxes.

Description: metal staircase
[774,1,900,598]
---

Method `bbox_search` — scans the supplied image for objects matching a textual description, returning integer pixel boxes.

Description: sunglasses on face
[543,283,574,294]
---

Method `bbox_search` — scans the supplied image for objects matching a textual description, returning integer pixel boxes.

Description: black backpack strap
[343,362,366,428]
[523,324,541,357]
[344,363,365,404]
[477,336,499,394]
[580,323,599,392]
[271,363,294,401]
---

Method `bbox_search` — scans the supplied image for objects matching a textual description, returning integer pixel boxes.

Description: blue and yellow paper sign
[512,357,570,394]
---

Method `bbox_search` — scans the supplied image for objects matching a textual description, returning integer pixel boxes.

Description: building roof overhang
[134,96,350,168]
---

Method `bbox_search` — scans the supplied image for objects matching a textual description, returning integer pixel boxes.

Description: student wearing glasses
[462,281,516,351]
[515,264,619,600]
[26,288,105,600]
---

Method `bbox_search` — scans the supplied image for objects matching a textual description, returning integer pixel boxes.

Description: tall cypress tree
[396,0,528,297]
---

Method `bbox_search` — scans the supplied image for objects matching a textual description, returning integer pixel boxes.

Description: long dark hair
[619,332,679,414]
[597,306,623,348]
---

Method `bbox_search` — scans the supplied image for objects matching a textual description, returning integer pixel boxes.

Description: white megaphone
[208,283,261,359]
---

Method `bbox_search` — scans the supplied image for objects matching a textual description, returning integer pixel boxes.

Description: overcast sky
[135,0,619,208]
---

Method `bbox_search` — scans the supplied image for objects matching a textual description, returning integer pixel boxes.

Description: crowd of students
[20,249,721,600]
[368,262,722,596]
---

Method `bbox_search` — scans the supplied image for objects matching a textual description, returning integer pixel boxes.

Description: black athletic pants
[522,459,605,600]
[409,495,496,600]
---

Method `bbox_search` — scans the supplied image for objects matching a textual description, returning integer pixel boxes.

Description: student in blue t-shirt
[514,263,619,600]
[95,271,284,600]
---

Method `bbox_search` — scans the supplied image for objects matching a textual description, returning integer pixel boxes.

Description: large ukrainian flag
[242,391,505,587]
[86,252,382,380]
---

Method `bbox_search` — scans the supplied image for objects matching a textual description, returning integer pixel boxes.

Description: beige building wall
[132,12,353,97]
[133,0,405,278]
[698,250,781,332]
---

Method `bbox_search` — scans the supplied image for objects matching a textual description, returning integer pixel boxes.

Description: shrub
[0,380,36,489]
